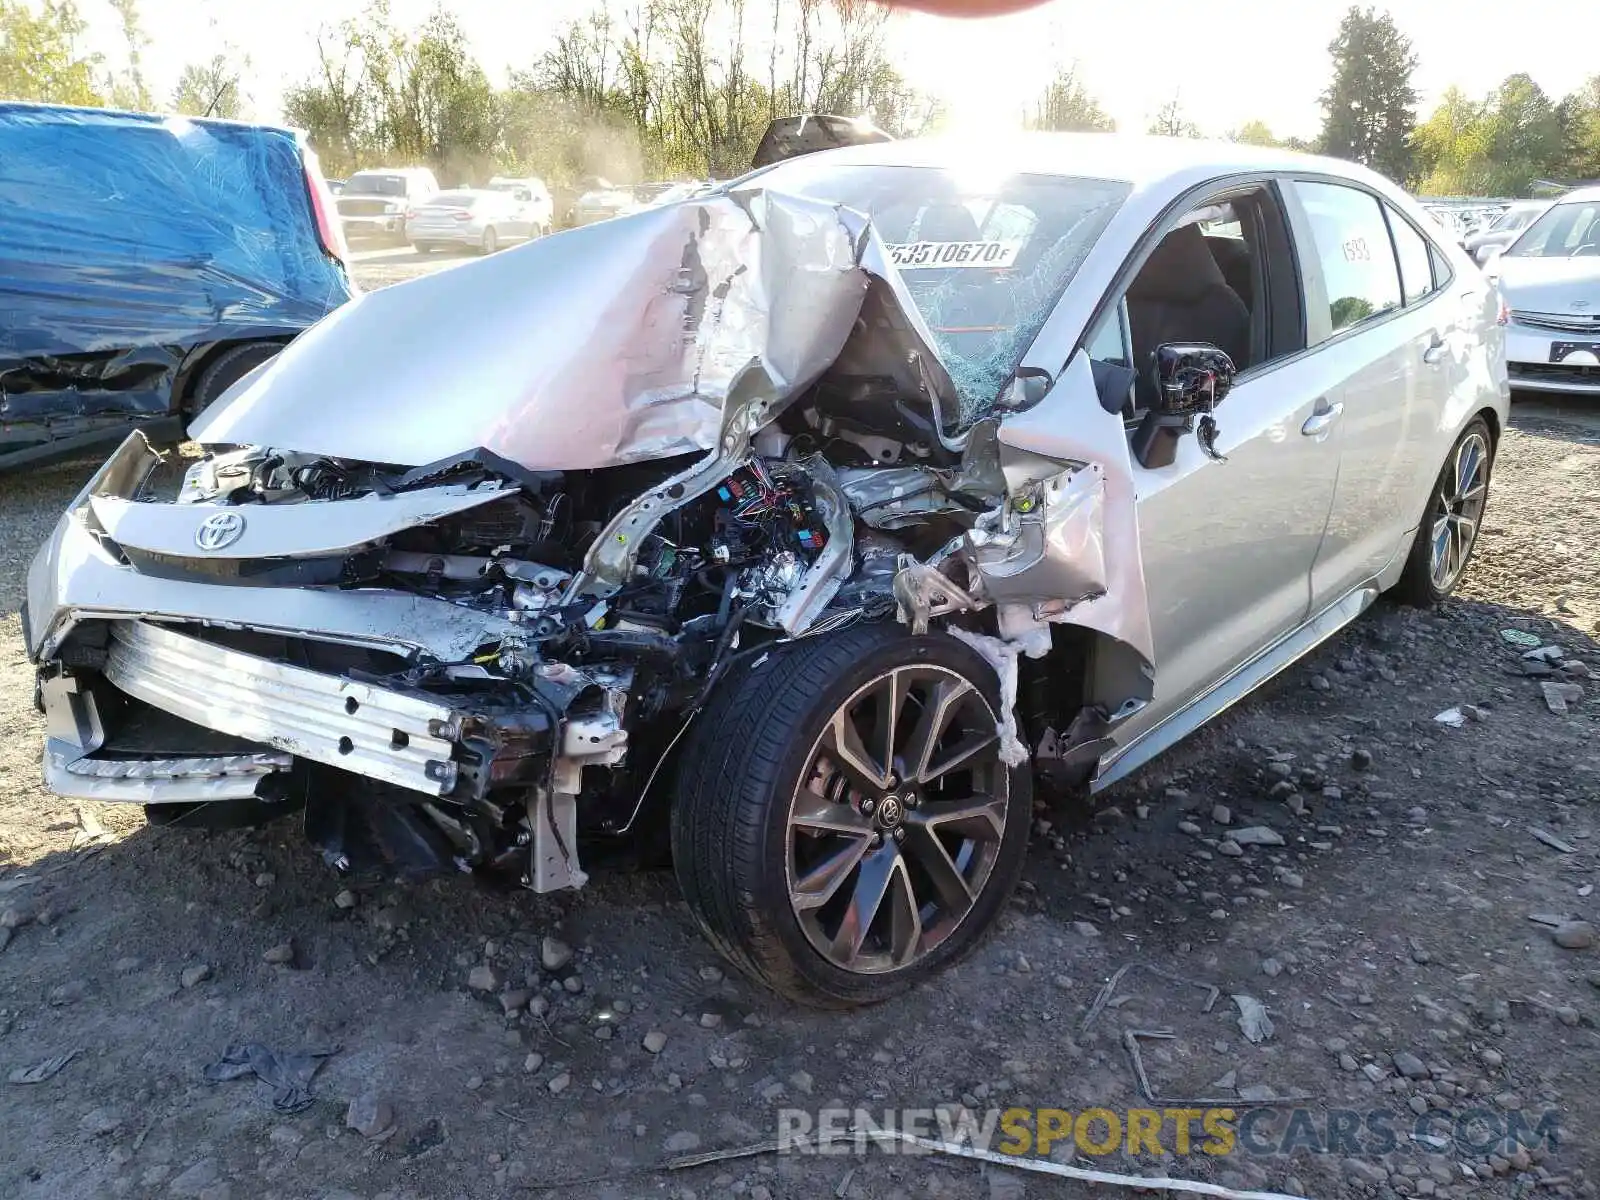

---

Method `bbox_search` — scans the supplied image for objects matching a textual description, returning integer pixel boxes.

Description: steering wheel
[1572,241,1600,257]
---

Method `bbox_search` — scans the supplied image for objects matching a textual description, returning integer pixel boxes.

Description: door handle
[1301,401,1344,439]
[1423,335,1448,366]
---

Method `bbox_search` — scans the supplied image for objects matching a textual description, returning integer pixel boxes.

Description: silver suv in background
[336,167,440,242]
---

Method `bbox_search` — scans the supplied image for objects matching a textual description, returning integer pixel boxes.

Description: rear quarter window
[1385,206,1439,305]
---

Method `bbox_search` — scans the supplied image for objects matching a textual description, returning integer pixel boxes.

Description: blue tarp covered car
[0,103,353,469]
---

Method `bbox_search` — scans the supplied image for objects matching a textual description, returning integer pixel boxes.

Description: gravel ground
[1,255,1597,1199]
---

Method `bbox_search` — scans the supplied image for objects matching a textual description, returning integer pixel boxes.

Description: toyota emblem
[195,510,246,551]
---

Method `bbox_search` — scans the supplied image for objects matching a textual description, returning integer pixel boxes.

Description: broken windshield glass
[746,160,1130,423]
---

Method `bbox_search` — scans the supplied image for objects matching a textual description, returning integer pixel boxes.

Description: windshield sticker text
[887,240,1022,269]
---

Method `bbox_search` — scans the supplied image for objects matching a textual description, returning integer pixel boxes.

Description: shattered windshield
[748,160,1129,419]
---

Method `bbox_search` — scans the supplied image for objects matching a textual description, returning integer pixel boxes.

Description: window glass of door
[1386,206,1438,305]
[1295,181,1403,335]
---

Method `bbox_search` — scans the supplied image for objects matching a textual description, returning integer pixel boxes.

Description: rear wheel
[187,342,281,420]
[412,242,435,255]
[1393,417,1494,605]
[672,623,1030,1008]
[479,227,499,255]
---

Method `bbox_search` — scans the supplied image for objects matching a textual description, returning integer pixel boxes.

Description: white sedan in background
[1484,186,1600,395]
[407,189,543,255]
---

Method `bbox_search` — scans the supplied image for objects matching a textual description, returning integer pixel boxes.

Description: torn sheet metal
[89,482,511,561]
[961,463,1107,607]
[990,349,1155,668]
[947,625,1050,767]
[196,188,957,472]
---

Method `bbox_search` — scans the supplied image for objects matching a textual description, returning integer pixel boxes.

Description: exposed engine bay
[25,184,1150,897]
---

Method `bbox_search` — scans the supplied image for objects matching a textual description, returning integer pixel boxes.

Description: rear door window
[1293,181,1403,336]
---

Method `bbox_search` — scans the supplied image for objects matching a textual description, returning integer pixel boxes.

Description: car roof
[780,131,1387,191]
[0,99,295,137]
[1553,185,1600,204]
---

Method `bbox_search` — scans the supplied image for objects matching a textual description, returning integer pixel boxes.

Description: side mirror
[1131,343,1236,470]
[1153,343,1235,414]
[1477,245,1504,267]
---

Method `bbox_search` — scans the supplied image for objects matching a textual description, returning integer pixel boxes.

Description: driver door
[1100,183,1345,744]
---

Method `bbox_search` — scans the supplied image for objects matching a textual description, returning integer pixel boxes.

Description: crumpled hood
[192,187,957,472]
[1492,255,1600,315]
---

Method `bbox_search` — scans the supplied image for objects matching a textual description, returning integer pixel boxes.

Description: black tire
[1392,416,1495,606]
[412,242,435,255]
[479,227,499,255]
[672,623,1031,1008]
[187,342,281,419]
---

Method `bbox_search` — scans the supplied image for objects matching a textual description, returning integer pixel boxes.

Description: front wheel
[672,623,1030,1008]
[186,341,281,420]
[1393,416,1494,605]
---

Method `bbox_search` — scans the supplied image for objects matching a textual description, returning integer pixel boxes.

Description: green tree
[1028,64,1114,133]
[0,0,103,105]
[1554,76,1600,182]
[1147,95,1200,138]
[1317,6,1418,183]
[282,26,372,178]
[1477,73,1563,194]
[1412,85,1486,193]
[105,0,152,110]
[1229,120,1281,147]
[172,54,247,119]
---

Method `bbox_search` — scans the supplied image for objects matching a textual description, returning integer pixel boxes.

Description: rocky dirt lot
[2,256,1597,1200]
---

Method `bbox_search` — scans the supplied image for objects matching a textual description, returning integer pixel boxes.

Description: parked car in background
[407,189,545,255]
[1465,199,1550,264]
[569,181,637,226]
[24,129,1507,1007]
[336,167,439,242]
[1484,186,1600,394]
[0,102,352,470]
[1422,204,1470,245]
[486,176,554,236]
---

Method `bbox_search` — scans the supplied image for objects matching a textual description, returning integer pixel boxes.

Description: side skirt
[1090,583,1379,793]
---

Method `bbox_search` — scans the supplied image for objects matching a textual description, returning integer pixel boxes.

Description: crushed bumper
[104,621,464,795]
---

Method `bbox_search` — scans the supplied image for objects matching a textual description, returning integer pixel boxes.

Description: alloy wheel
[1429,431,1489,591]
[785,664,1008,975]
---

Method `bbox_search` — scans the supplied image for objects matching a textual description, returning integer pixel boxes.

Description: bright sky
[79,0,1597,143]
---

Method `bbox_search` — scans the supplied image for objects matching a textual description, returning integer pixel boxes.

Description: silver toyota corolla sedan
[24,133,1507,1008]
[1485,186,1600,395]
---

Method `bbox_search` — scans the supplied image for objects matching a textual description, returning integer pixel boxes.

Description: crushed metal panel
[990,349,1155,669]
[103,621,461,796]
[962,463,1108,607]
[193,189,875,471]
[89,482,511,561]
